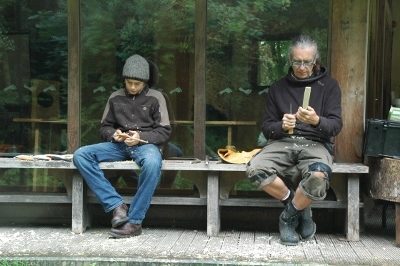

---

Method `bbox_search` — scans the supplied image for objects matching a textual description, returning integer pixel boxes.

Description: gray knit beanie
[122,54,150,81]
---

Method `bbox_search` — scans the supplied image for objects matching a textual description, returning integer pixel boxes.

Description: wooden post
[68,0,84,233]
[67,0,81,153]
[207,171,220,236]
[346,175,360,241]
[396,203,400,247]
[330,0,369,162]
[330,1,369,241]
[72,173,88,233]
[194,0,207,159]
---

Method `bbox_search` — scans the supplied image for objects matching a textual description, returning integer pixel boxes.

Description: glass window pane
[207,0,330,192]
[206,0,329,153]
[0,0,67,192]
[81,0,195,190]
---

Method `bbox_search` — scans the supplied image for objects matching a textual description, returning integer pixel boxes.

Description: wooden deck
[0,225,398,265]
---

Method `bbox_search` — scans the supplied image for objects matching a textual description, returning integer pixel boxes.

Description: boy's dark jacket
[100,86,171,145]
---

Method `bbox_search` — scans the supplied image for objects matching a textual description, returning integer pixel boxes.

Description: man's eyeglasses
[291,59,315,68]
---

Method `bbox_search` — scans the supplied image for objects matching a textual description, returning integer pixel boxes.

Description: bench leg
[396,203,400,247]
[220,172,245,199]
[72,173,88,233]
[346,174,359,241]
[207,171,220,236]
[185,172,208,198]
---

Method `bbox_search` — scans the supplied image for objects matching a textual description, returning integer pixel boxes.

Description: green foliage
[172,174,194,190]
[258,40,291,86]
[235,179,258,191]
[0,0,330,190]
[79,0,196,145]
[0,168,64,190]
[205,0,328,125]
[0,26,15,59]
[26,1,68,82]
[0,0,16,58]
[0,169,22,186]
[77,0,329,159]
[0,261,36,266]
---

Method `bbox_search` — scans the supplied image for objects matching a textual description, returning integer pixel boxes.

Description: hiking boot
[110,223,142,238]
[111,203,128,228]
[279,201,300,246]
[297,206,316,240]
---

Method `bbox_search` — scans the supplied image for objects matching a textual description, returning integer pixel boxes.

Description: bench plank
[88,195,208,206]
[0,194,70,203]
[0,158,369,173]
[220,198,352,208]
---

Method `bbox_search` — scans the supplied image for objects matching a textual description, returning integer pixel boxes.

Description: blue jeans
[73,142,162,224]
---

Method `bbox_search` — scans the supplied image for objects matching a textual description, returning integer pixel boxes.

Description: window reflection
[206,0,329,154]
[0,0,67,192]
[81,0,195,191]
[0,0,329,194]
[207,0,329,193]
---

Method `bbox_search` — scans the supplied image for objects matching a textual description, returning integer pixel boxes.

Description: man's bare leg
[261,176,290,200]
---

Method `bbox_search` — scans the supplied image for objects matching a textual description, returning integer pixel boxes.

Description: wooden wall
[367,0,394,119]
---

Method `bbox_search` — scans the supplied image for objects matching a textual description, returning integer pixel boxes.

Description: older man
[247,35,342,245]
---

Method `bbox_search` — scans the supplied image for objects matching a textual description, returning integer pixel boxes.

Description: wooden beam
[193,0,207,159]
[67,0,81,152]
[330,0,369,162]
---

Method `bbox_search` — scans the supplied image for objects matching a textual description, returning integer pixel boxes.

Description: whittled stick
[116,132,149,144]
[303,86,311,108]
[130,137,149,144]
[288,103,294,135]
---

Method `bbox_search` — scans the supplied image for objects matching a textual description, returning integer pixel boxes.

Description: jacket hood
[286,66,328,84]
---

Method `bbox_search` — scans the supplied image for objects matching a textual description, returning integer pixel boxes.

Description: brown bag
[217,146,261,164]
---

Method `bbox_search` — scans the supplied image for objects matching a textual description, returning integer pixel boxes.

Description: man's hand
[124,130,140,146]
[296,106,320,126]
[282,113,296,132]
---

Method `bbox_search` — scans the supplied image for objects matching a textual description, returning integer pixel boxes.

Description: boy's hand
[124,131,140,146]
[113,129,129,142]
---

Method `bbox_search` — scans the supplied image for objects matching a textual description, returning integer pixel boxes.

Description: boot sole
[111,217,129,228]
[299,222,316,241]
[280,240,299,246]
[109,229,142,239]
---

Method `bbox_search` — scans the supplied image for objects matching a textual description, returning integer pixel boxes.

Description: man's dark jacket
[262,67,342,144]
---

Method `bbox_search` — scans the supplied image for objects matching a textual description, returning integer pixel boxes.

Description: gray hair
[288,35,320,62]
[288,35,321,72]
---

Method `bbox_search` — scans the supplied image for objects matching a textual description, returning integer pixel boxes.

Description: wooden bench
[0,158,368,241]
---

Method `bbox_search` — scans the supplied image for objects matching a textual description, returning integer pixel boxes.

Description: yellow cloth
[217,146,261,164]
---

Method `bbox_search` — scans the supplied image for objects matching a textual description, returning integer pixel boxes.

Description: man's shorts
[247,137,333,190]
